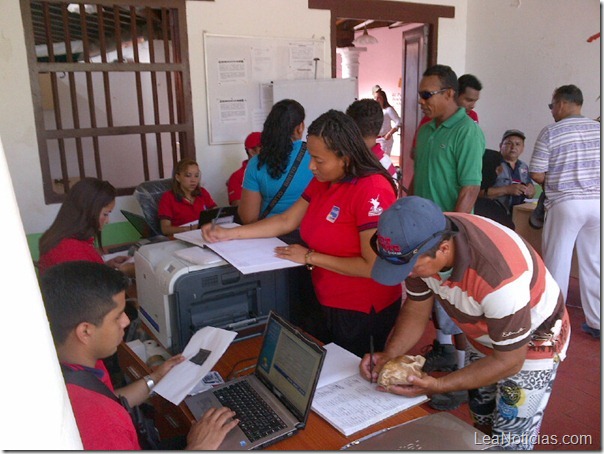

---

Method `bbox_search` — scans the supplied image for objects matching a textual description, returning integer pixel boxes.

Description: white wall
[0,137,82,449]
[465,0,600,156]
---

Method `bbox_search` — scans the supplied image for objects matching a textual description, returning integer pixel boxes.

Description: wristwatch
[143,375,155,392]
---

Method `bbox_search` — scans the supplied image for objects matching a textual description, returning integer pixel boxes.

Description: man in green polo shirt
[412,64,484,411]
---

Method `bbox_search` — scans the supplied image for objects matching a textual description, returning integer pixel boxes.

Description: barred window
[20,0,195,202]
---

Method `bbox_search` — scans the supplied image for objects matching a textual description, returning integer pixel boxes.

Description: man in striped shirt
[363,196,570,449]
[529,84,600,339]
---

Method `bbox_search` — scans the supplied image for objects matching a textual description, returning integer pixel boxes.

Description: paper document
[174,222,239,248]
[206,237,302,274]
[153,326,237,405]
[311,343,428,437]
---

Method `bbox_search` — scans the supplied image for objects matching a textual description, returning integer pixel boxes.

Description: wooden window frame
[20,0,196,203]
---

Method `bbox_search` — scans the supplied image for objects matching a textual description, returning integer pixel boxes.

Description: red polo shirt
[158,188,217,226]
[300,175,401,313]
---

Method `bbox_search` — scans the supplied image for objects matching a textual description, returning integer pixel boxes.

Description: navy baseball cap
[371,196,448,286]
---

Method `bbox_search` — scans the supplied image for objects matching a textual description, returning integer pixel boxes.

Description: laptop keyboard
[214,380,287,442]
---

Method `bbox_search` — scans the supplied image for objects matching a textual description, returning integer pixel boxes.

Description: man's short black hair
[346,99,383,138]
[553,84,584,106]
[40,261,130,345]
[423,64,459,94]
[458,74,483,95]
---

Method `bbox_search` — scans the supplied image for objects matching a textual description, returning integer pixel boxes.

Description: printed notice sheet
[311,343,428,437]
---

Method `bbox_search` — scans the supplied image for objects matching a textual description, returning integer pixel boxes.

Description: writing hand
[201,223,231,242]
[359,351,391,383]
[186,407,239,450]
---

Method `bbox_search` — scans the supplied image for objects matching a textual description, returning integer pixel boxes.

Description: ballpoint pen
[211,207,223,231]
[369,335,375,383]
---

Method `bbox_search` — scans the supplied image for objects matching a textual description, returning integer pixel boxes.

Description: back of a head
[40,261,129,346]
[39,178,116,255]
[346,99,383,138]
[423,64,459,94]
[553,84,583,106]
[259,99,305,179]
[458,74,482,95]
[308,109,395,192]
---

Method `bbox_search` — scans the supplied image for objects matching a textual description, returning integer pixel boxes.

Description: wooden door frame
[308,0,454,77]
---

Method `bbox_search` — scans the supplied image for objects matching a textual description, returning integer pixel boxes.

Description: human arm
[202,198,308,242]
[455,185,480,213]
[360,294,434,383]
[383,107,402,140]
[160,219,198,236]
[115,354,185,407]
[185,407,239,450]
[237,188,262,224]
[530,172,545,185]
[274,228,379,278]
[383,345,527,398]
[480,183,532,199]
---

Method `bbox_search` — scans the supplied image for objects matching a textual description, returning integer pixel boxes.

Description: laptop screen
[121,209,152,238]
[198,206,238,227]
[255,313,325,423]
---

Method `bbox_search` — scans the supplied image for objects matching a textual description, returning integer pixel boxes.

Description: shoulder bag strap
[61,365,119,402]
[259,142,307,220]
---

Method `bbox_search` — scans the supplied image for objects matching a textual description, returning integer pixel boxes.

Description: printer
[134,240,290,353]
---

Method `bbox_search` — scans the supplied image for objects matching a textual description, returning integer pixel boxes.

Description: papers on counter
[153,326,237,405]
[311,343,428,437]
[174,223,301,274]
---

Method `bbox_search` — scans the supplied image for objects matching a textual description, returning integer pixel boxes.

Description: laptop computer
[198,205,239,227]
[184,312,326,450]
[341,412,490,450]
[121,209,155,239]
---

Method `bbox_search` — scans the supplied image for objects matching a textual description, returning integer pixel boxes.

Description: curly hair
[258,99,305,179]
[346,99,383,138]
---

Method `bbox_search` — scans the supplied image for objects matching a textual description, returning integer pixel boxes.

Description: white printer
[134,241,290,352]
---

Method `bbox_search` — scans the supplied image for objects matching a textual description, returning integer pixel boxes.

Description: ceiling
[335,18,405,47]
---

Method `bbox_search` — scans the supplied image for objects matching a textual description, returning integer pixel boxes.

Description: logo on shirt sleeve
[368,196,384,216]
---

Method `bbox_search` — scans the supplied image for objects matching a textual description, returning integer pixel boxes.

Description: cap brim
[371,235,443,286]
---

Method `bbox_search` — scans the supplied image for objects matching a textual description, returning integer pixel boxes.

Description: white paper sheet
[205,237,301,274]
[174,223,239,248]
[317,343,363,389]
[173,246,225,266]
[153,326,237,405]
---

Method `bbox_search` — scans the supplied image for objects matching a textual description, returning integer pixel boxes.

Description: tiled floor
[410,277,601,450]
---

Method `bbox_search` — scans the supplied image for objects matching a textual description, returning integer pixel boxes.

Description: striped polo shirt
[529,115,600,209]
[405,213,570,368]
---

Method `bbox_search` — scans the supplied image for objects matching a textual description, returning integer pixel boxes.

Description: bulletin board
[204,33,327,144]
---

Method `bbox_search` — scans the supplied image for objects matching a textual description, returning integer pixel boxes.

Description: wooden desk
[184,336,430,450]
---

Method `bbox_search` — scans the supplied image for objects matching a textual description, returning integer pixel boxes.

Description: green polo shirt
[414,107,484,211]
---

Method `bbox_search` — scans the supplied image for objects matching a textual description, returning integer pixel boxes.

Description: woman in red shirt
[202,110,402,357]
[158,159,217,235]
[38,178,130,275]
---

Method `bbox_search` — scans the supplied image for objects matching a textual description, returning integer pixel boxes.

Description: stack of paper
[311,343,428,437]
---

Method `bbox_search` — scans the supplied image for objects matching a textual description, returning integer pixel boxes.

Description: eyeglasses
[370,230,448,265]
[418,88,449,100]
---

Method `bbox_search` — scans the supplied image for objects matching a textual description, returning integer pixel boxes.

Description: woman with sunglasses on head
[202,110,402,357]
[38,177,132,275]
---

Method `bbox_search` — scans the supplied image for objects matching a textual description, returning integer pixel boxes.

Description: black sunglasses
[418,88,449,100]
[370,230,448,265]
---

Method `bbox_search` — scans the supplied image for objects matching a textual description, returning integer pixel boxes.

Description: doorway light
[353,26,379,46]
